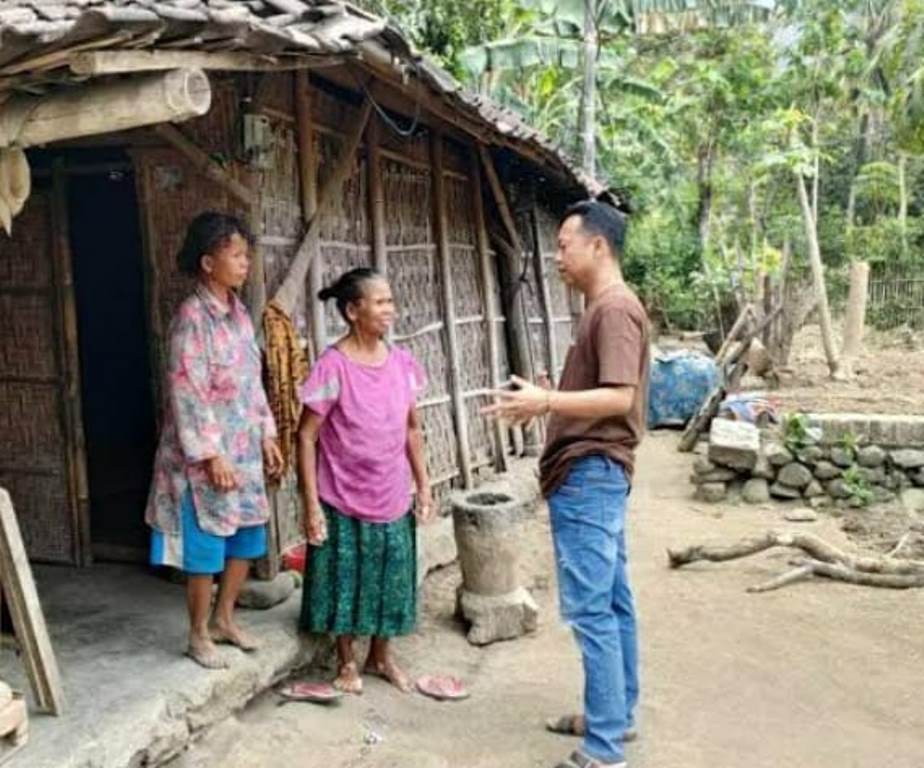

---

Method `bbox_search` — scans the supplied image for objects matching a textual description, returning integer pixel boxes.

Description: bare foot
[209,619,260,652]
[186,634,229,670]
[333,661,363,694]
[364,655,413,693]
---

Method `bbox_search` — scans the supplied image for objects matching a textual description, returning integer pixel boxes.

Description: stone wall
[691,414,924,509]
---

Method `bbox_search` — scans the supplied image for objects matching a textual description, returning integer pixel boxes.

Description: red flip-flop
[415,674,470,701]
[278,681,343,704]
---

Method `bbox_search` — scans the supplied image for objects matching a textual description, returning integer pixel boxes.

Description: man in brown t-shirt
[485,200,649,768]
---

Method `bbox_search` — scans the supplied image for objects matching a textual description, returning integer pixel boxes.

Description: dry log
[0,69,211,148]
[668,530,924,592]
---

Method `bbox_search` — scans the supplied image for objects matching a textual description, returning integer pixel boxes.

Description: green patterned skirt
[300,504,417,637]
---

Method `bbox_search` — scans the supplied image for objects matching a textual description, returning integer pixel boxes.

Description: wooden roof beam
[69,50,340,76]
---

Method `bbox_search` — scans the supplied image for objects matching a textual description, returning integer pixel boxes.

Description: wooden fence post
[431,131,474,488]
[470,147,507,472]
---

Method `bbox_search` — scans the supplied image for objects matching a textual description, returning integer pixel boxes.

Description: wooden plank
[69,50,335,75]
[469,145,507,473]
[50,162,91,566]
[431,131,474,489]
[152,124,254,207]
[294,70,326,358]
[0,489,66,715]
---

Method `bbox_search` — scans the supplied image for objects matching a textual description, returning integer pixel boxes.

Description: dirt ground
[170,434,924,768]
[758,322,924,416]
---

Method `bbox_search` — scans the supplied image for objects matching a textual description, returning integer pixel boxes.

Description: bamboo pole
[477,146,541,455]
[294,70,326,358]
[530,203,558,383]
[470,146,507,472]
[0,69,212,149]
[366,114,388,275]
[431,131,474,488]
[244,181,267,329]
[273,99,373,317]
[50,161,91,566]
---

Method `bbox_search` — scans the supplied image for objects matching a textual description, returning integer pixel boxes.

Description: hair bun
[317,286,334,302]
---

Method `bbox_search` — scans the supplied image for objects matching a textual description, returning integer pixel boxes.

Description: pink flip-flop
[415,674,470,701]
[278,681,343,704]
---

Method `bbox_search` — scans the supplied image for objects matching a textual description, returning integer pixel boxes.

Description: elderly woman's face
[201,232,250,290]
[347,277,395,337]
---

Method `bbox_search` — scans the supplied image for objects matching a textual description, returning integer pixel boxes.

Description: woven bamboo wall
[384,150,459,489]
[0,191,76,563]
[444,159,496,472]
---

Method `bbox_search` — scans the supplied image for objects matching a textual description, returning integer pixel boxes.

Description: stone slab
[708,419,760,471]
[1,565,323,768]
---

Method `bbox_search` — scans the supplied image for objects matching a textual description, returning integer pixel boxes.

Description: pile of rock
[691,418,924,507]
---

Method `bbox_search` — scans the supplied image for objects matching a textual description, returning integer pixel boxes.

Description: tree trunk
[898,151,908,256]
[841,260,870,368]
[796,173,839,377]
[695,142,715,257]
[579,0,598,177]
[846,112,873,229]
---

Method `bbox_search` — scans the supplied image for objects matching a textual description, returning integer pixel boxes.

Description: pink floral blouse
[145,285,277,537]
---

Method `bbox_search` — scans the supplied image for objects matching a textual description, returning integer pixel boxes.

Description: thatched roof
[0,0,604,195]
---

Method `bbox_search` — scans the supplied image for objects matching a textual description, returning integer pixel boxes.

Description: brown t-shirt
[539,283,650,498]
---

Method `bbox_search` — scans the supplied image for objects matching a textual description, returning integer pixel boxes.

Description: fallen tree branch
[668,530,924,592]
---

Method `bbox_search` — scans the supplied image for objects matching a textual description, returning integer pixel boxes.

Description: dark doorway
[68,157,156,562]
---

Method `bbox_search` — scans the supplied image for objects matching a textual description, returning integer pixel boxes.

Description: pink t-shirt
[298,345,427,523]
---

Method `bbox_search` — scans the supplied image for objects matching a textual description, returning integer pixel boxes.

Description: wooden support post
[50,162,91,566]
[0,489,66,715]
[366,114,388,276]
[470,147,507,472]
[530,203,558,383]
[245,180,267,329]
[431,131,474,488]
[274,99,373,317]
[294,70,326,358]
[477,146,541,456]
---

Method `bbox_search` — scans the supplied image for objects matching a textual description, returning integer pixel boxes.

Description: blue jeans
[549,455,639,764]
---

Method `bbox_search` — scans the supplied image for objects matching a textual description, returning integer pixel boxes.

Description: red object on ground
[282,543,307,573]
[416,675,470,701]
[278,681,342,703]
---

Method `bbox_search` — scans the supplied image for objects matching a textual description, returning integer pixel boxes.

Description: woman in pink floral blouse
[145,212,283,669]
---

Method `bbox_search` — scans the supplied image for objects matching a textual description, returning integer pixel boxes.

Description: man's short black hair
[559,200,627,260]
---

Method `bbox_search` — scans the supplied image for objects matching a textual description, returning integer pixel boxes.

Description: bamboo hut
[0,0,609,573]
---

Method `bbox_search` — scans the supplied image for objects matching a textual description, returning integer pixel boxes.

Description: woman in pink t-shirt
[297,267,434,693]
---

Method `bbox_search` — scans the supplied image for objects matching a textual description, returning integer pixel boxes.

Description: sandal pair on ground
[546,714,637,768]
